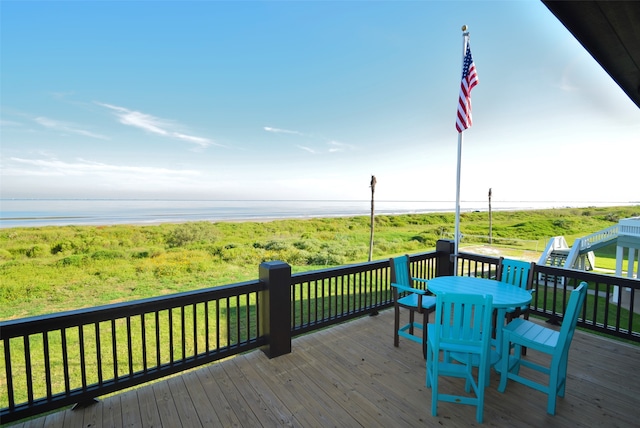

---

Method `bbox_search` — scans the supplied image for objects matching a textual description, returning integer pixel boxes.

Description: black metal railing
[1,280,265,424]
[2,241,638,423]
[290,251,437,336]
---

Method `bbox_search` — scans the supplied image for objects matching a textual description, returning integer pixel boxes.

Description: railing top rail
[291,251,437,282]
[292,259,389,282]
[535,264,639,287]
[457,251,500,265]
[580,224,618,246]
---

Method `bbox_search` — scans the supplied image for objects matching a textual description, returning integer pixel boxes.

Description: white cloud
[173,133,213,148]
[327,140,354,152]
[34,116,109,140]
[264,126,303,135]
[5,156,200,178]
[97,102,219,148]
[0,119,24,128]
[296,140,355,155]
[296,145,318,154]
[264,127,356,154]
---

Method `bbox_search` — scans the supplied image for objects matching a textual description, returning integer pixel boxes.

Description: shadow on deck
[11,309,639,427]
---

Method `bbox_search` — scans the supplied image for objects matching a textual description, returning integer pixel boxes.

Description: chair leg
[430,358,439,416]
[547,369,559,415]
[426,344,433,388]
[394,305,400,347]
[409,309,415,335]
[422,311,428,359]
[476,367,485,423]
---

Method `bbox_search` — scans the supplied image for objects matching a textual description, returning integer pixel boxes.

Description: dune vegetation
[1,205,638,320]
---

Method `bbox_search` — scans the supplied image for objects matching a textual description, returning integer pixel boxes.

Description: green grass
[1,205,638,320]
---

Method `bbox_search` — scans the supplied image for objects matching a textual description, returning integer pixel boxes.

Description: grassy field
[1,205,638,321]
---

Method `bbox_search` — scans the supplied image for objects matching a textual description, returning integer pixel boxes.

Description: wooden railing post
[259,260,292,358]
[436,239,455,277]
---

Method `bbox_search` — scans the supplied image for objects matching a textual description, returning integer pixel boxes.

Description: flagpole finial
[461,25,467,32]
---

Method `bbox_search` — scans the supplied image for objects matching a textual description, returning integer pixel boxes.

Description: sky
[1,0,639,204]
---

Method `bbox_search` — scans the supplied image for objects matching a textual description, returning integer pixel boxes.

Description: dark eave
[542,1,640,109]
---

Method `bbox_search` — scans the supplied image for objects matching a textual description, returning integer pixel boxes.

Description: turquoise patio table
[427,275,533,354]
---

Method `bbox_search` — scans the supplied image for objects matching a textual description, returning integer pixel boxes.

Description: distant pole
[488,188,492,245]
[369,175,377,262]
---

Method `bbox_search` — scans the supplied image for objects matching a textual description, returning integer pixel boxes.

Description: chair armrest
[412,277,434,294]
[390,282,426,294]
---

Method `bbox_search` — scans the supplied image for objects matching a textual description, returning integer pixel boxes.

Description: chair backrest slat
[499,258,534,290]
[558,282,588,352]
[434,292,493,348]
[390,255,411,288]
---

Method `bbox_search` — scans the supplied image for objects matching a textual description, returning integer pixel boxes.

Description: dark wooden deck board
[10,309,640,427]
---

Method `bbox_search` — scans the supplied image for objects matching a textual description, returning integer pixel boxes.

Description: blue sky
[1,1,638,203]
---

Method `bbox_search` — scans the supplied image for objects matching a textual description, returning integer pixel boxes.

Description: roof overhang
[542,1,640,109]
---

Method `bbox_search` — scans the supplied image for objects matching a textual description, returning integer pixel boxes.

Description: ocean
[0,199,635,229]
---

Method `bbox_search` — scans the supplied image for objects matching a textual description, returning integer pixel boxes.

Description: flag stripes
[456,41,478,133]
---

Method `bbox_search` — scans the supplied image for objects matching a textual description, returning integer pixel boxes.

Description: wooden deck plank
[120,389,142,428]
[222,357,294,427]
[298,327,424,427]
[12,308,640,427]
[41,408,66,428]
[231,354,298,427]
[179,370,221,427]
[100,393,123,428]
[244,350,347,427]
[318,319,433,425]
[165,376,201,428]
[221,359,284,425]
[205,362,259,427]
[151,377,182,428]
[134,382,162,428]
[20,417,45,428]
[81,398,103,428]
[291,342,389,428]
[192,362,243,427]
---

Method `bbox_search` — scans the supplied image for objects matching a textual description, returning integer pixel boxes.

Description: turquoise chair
[498,282,588,415]
[390,255,436,358]
[426,292,495,423]
[497,258,535,323]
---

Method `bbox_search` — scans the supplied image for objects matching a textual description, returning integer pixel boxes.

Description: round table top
[427,275,532,308]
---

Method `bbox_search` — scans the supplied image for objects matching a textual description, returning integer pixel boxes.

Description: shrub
[57,255,87,267]
[166,222,219,248]
[51,240,75,255]
[306,251,345,266]
[410,234,431,245]
[26,245,47,258]
[264,240,290,251]
[0,249,13,260]
[293,239,320,251]
[91,250,124,260]
[277,249,309,265]
[604,213,619,222]
[131,248,164,259]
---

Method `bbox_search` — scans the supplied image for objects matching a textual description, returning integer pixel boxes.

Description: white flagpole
[454,27,470,273]
[454,130,463,264]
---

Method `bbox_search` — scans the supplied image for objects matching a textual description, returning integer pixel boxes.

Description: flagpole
[454,26,470,273]
[454,130,463,266]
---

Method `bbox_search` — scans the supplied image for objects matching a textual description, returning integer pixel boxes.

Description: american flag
[456,41,478,133]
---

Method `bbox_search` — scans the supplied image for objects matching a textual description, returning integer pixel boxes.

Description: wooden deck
[10,309,640,427]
